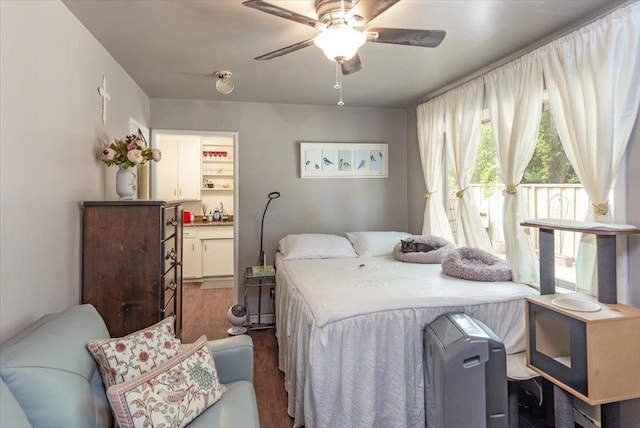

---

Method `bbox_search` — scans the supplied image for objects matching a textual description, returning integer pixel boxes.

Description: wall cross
[98,75,110,125]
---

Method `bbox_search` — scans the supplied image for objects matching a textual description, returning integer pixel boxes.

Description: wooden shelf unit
[522,219,640,425]
[201,140,234,192]
[526,293,640,405]
[202,159,233,163]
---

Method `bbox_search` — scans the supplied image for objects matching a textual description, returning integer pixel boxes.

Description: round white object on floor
[227,326,248,335]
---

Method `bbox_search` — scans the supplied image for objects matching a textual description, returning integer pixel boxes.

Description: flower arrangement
[100,134,161,169]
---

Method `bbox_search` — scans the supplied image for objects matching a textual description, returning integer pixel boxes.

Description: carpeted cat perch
[441,247,513,282]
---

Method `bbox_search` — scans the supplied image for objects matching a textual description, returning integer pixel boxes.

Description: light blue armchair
[0,304,259,427]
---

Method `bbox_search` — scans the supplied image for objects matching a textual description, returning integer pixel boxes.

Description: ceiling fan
[242,0,446,76]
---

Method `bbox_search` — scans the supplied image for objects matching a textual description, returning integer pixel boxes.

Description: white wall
[0,1,149,342]
[150,99,408,303]
[626,114,640,307]
[406,107,426,235]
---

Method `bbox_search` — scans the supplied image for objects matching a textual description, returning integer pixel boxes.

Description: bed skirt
[274,255,531,428]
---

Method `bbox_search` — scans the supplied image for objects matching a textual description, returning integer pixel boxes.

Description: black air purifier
[424,312,508,428]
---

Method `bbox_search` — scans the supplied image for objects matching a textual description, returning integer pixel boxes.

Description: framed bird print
[300,142,388,178]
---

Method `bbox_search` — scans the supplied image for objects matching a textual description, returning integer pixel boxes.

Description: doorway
[150,130,239,340]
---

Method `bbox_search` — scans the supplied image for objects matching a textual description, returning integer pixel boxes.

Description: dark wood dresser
[82,201,183,338]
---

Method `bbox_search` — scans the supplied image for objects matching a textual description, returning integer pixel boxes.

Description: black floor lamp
[258,191,281,266]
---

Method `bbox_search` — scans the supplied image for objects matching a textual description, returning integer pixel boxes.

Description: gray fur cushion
[392,235,455,264]
[441,247,513,282]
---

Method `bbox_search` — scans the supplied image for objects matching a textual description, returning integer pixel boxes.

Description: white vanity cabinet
[201,226,234,277]
[182,225,234,279]
[155,138,201,201]
[182,229,202,279]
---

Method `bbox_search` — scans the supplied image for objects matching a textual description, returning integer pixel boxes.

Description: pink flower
[139,351,149,362]
[126,140,138,151]
[100,147,116,161]
[127,149,143,164]
[151,148,162,162]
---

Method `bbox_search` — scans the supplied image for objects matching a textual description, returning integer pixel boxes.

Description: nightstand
[244,266,276,330]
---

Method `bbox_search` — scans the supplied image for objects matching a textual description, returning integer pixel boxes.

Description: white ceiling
[63,0,625,108]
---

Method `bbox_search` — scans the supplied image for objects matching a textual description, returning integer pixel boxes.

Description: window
[463,105,588,290]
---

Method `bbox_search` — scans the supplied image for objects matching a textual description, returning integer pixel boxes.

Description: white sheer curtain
[540,3,640,295]
[417,98,455,242]
[444,79,493,251]
[484,53,543,284]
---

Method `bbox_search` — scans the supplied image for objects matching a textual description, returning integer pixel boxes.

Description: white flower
[151,148,162,162]
[101,147,116,161]
[127,149,144,164]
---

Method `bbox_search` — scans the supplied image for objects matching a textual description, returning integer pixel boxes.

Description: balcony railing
[449,183,590,288]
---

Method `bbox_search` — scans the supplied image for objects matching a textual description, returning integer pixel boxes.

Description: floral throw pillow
[88,316,182,388]
[107,335,224,428]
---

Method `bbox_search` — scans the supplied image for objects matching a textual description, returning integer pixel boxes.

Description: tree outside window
[472,110,578,197]
[465,108,586,289]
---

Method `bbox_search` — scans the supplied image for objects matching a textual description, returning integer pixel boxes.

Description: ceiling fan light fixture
[314,26,365,62]
[215,71,234,94]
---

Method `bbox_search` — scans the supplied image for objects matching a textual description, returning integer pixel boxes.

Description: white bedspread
[275,253,538,428]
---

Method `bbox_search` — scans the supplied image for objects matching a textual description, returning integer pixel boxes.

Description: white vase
[116,166,137,200]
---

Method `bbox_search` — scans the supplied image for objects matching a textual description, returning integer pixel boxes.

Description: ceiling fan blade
[242,0,321,29]
[368,28,446,47]
[347,0,400,24]
[341,54,363,75]
[254,39,316,61]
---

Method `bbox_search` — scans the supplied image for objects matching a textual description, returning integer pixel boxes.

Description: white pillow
[346,231,411,256]
[278,234,358,260]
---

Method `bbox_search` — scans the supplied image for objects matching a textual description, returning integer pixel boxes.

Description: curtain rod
[416,0,636,105]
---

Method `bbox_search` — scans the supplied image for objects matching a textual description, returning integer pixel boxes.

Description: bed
[274,233,538,428]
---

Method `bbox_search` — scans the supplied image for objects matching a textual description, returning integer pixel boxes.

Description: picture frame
[300,142,388,178]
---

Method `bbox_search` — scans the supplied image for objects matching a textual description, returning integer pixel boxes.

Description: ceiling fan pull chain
[335,62,344,106]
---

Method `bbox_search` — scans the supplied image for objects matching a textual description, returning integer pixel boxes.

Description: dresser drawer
[163,206,178,239]
[163,239,178,274]
[162,271,178,308]
[161,295,176,319]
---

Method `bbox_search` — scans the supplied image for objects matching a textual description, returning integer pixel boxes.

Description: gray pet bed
[392,235,455,264]
[441,247,512,282]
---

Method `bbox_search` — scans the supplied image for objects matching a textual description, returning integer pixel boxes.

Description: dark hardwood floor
[182,282,554,428]
[181,282,234,343]
[182,283,293,427]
